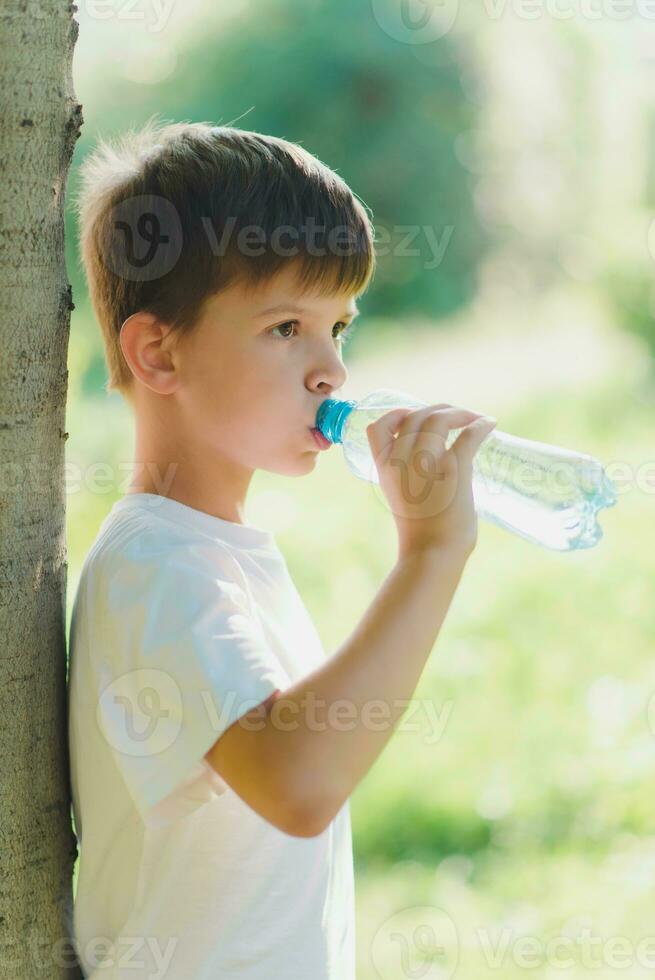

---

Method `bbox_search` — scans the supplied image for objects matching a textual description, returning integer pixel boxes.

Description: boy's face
[169,261,358,477]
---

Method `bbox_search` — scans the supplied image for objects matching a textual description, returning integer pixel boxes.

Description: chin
[259,451,319,477]
[288,451,320,476]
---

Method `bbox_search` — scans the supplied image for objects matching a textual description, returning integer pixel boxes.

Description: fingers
[450,416,497,465]
[366,403,491,461]
[365,407,414,460]
[407,406,486,441]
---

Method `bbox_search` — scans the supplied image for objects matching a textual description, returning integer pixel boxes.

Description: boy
[67,117,496,979]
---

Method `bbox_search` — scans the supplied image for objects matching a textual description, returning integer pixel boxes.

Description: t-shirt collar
[111,492,280,553]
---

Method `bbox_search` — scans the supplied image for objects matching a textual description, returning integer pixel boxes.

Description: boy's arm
[205,542,470,837]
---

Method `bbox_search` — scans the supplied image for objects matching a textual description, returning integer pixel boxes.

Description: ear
[119,312,180,396]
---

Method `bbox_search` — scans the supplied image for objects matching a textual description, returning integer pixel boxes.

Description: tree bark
[0,2,83,977]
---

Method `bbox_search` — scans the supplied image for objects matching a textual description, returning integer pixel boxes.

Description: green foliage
[182,0,484,319]
[604,261,655,360]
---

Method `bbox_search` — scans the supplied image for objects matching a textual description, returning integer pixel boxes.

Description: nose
[305,347,348,397]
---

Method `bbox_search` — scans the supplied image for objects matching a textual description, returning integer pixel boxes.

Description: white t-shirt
[67,492,355,979]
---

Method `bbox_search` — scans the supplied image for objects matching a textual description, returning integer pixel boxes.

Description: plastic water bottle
[315,387,617,552]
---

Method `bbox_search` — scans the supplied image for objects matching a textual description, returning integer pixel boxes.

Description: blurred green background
[67,2,655,976]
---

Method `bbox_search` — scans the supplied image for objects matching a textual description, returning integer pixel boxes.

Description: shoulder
[83,508,249,600]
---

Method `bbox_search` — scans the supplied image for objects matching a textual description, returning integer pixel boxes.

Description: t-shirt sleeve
[93,542,290,822]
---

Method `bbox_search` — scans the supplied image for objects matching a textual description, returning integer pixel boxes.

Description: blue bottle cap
[315,398,357,445]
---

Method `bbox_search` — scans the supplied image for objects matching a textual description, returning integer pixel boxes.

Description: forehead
[207,262,360,320]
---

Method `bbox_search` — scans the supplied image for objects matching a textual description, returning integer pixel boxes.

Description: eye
[269,320,356,343]
[336,321,356,346]
[270,320,299,339]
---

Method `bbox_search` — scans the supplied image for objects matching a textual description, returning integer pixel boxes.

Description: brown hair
[74,115,377,397]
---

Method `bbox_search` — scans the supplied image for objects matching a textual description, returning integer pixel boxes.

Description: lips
[309,427,331,450]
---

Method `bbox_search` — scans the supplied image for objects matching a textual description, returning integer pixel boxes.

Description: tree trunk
[0,2,83,977]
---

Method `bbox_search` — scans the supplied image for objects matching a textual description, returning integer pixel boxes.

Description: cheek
[183,343,300,451]
[189,348,252,412]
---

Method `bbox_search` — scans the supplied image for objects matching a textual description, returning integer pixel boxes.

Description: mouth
[309,427,331,451]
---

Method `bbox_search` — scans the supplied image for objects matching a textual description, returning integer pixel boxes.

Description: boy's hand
[366,404,497,558]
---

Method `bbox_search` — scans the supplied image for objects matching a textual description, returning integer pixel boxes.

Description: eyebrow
[254,303,360,319]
